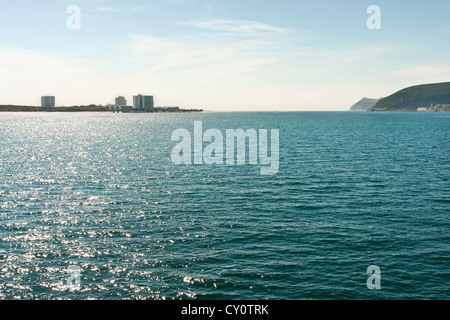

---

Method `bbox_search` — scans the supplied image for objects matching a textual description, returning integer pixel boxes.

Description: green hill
[368,82,450,111]
[349,98,381,111]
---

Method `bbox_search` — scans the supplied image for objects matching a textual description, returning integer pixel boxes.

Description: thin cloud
[125,34,276,75]
[95,5,159,13]
[392,66,450,79]
[179,19,287,36]
[94,6,121,12]
[312,45,392,63]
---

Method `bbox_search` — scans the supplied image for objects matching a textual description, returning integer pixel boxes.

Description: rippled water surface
[0,112,449,299]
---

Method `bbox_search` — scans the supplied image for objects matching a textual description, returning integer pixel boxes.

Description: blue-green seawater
[0,112,448,300]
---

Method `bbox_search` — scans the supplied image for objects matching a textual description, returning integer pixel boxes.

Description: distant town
[0,95,203,113]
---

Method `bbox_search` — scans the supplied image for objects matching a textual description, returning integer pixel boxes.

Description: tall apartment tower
[115,96,127,106]
[133,94,154,111]
[41,96,55,107]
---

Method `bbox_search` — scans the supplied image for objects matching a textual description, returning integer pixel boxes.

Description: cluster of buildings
[40,94,156,112]
[417,104,450,112]
[107,95,155,113]
[427,104,450,112]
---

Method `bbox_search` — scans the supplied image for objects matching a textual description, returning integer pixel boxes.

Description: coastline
[0,105,203,113]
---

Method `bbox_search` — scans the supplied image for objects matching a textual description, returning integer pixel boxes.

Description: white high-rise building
[115,96,127,106]
[41,96,55,107]
[133,94,154,111]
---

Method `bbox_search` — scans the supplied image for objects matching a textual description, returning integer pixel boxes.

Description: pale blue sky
[0,0,449,110]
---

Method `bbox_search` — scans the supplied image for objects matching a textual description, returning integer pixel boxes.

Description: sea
[0,112,448,300]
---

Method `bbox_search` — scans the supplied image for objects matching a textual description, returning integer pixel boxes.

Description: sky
[0,0,449,111]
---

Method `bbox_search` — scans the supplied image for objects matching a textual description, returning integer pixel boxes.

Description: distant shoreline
[0,105,203,113]
[2,106,449,113]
